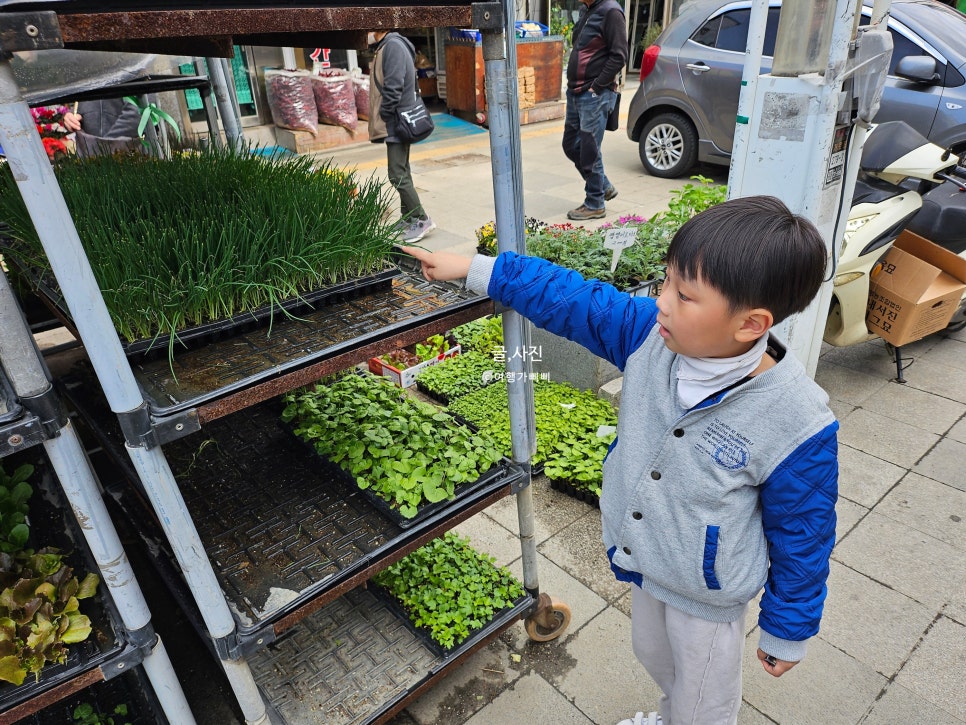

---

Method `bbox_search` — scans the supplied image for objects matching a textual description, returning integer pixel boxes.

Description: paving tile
[736,703,775,724]
[919,336,966,372]
[741,634,886,724]
[837,407,939,468]
[453,510,526,567]
[555,606,662,725]
[814,360,890,406]
[818,339,900,378]
[505,552,608,647]
[485,477,595,548]
[835,496,869,543]
[820,561,934,677]
[464,672,593,725]
[837,443,906,508]
[614,588,631,619]
[875,472,966,549]
[947,579,966,626]
[901,358,966,405]
[894,615,966,721]
[536,510,628,604]
[829,397,857,422]
[858,381,965,435]
[948,415,966,445]
[862,681,966,725]
[832,512,966,609]
[913,437,966,493]
[404,638,523,725]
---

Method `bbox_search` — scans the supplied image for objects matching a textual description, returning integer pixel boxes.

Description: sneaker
[567,204,606,221]
[604,185,618,201]
[402,217,437,243]
[617,713,662,725]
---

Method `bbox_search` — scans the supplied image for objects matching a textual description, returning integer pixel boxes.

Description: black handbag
[606,92,621,132]
[393,91,435,143]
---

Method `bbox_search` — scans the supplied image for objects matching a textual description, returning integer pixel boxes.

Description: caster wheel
[524,597,571,642]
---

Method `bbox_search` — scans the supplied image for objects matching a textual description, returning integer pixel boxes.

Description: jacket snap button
[650,471,661,480]
[632,511,643,520]
[622,546,632,555]
[673,428,684,437]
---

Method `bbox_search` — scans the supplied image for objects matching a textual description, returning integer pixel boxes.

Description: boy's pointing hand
[399,245,473,283]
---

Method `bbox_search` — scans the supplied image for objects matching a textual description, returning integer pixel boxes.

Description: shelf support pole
[207,55,244,151]
[479,2,541,597]
[0,56,268,724]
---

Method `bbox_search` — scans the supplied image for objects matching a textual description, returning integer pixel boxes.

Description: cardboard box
[368,344,460,388]
[866,231,966,346]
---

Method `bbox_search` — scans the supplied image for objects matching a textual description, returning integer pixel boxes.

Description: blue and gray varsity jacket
[467,252,839,662]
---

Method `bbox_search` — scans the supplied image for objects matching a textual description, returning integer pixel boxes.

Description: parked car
[626,0,966,177]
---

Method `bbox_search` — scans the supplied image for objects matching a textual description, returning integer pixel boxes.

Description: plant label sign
[604,227,637,272]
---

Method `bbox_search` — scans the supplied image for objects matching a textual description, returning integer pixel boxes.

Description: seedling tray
[0,450,128,720]
[284,416,511,530]
[366,582,531,659]
[548,477,600,508]
[24,668,165,725]
[9,249,400,362]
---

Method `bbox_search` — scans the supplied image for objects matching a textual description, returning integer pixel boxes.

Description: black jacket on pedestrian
[567,0,628,94]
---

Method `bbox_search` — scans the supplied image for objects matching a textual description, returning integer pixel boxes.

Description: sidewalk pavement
[320,89,966,725]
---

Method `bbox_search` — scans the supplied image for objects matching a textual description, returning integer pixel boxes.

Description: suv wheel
[639,112,698,178]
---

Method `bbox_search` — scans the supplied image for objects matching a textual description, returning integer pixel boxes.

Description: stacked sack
[312,68,358,132]
[265,69,319,136]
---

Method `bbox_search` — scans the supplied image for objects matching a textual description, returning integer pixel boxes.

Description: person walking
[563,0,628,221]
[368,30,436,243]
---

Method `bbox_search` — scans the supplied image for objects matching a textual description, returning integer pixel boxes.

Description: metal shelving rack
[0,278,193,724]
[0,1,568,722]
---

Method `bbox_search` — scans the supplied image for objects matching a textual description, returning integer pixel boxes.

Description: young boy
[402,195,838,725]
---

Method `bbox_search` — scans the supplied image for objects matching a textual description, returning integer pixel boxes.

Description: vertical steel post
[480,1,541,595]
[0,58,268,724]
[219,57,246,141]
[206,55,244,150]
[195,58,224,149]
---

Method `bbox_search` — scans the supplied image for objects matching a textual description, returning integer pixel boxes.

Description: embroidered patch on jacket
[696,418,752,471]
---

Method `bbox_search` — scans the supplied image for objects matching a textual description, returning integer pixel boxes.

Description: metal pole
[0,57,268,724]
[206,56,244,150]
[195,58,224,149]
[727,0,769,199]
[219,57,246,142]
[481,3,540,595]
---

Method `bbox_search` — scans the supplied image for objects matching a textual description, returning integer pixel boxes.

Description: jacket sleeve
[378,40,409,120]
[757,421,839,662]
[486,251,658,370]
[591,8,629,93]
[106,98,143,139]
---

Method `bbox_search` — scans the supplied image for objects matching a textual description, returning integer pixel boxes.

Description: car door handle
[685,62,711,73]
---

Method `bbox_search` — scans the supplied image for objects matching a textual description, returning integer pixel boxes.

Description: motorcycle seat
[861,121,931,173]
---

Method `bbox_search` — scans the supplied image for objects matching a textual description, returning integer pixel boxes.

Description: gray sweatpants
[631,585,745,725]
[386,141,426,221]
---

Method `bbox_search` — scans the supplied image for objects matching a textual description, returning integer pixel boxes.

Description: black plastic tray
[366,581,530,659]
[10,249,400,362]
[23,668,165,725]
[0,450,127,718]
[283,409,510,530]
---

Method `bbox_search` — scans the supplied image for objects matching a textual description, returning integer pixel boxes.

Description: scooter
[824,120,966,348]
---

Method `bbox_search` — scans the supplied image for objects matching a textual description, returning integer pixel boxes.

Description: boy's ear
[734,308,774,342]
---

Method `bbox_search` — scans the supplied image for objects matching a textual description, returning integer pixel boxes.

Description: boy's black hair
[666,195,828,324]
